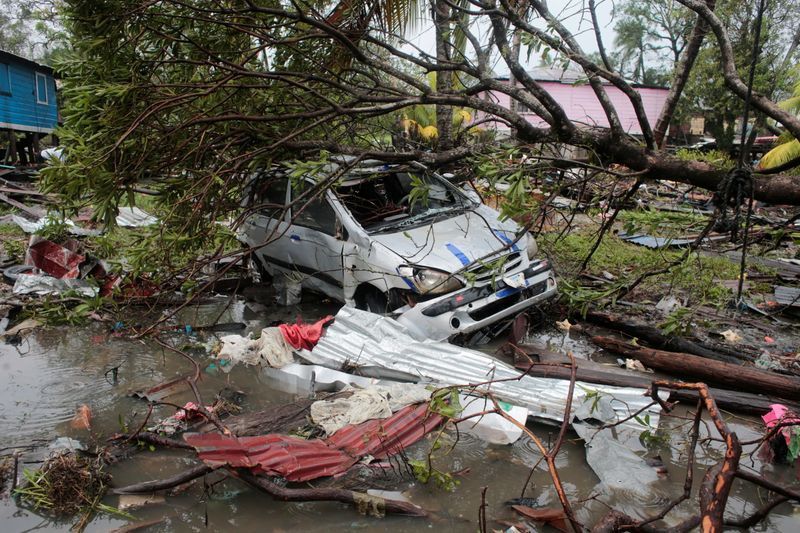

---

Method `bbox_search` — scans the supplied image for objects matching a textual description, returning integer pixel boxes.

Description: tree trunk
[514,355,795,416]
[235,469,428,516]
[654,1,715,148]
[592,336,800,401]
[508,27,522,138]
[433,0,453,150]
[581,310,747,364]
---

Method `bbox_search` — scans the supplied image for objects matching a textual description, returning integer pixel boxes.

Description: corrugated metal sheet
[184,433,354,481]
[328,403,443,458]
[184,403,443,482]
[303,307,663,433]
[116,207,158,228]
[774,285,800,307]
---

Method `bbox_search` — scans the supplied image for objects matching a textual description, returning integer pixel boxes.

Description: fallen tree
[512,349,800,415]
[592,336,800,401]
[580,310,748,364]
[47,0,800,251]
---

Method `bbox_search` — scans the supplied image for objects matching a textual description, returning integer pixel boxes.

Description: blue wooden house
[1,50,58,164]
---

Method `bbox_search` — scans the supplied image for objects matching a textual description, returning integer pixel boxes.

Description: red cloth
[278,315,334,350]
[762,404,800,445]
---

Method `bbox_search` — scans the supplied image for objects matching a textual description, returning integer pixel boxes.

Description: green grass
[618,208,708,238]
[0,223,25,237]
[674,148,735,171]
[541,231,741,311]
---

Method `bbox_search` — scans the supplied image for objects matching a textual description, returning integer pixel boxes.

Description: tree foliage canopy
[42,0,800,265]
[612,0,694,85]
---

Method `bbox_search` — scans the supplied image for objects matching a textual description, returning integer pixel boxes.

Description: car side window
[256,175,288,217]
[292,188,338,237]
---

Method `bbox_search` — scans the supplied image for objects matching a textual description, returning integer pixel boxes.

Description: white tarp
[12,214,100,237]
[12,207,157,235]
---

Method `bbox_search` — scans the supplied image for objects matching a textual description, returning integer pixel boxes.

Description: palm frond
[759,139,800,170]
[778,95,800,112]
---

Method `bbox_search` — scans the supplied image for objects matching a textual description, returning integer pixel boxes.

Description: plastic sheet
[458,395,527,445]
[12,274,98,297]
[573,422,663,499]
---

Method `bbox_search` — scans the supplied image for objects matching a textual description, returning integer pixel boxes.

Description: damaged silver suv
[239,159,557,341]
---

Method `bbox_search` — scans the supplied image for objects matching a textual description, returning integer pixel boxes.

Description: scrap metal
[184,403,444,482]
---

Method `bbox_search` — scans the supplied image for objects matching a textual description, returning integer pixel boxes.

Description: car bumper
[395,263,558,341]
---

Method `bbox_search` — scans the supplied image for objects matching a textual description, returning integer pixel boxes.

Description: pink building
[478,67,669,137]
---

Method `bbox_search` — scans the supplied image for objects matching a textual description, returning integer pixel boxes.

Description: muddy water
[1,294,799,532]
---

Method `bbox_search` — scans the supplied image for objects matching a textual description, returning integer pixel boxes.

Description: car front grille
[467,252,522,282]
[466,280,548,321]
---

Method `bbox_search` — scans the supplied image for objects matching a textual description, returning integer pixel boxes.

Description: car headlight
[525,232,539,260]
[398,266,463,295]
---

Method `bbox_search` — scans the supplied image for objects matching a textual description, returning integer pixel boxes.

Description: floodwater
[1,291,799,532]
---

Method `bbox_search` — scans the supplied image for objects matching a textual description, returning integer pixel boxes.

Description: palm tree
[325,0,472,149]
[325,0,424,42]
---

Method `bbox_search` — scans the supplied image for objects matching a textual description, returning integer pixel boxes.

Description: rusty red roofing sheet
[184,403,444,482]
[328,403,444,458]
[183,433,354,481]
[26,238,84,279]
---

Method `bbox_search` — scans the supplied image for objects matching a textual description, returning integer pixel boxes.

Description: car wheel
[357,286,388,314]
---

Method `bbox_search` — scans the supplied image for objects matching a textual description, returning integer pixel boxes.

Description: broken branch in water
[232,469,428,517]
[151,337,230,435]
[113,464,214,494]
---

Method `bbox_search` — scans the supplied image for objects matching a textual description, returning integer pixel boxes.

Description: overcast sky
[400,0,616,76]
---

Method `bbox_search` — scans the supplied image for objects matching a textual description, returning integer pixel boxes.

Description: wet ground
[1,291,799,532]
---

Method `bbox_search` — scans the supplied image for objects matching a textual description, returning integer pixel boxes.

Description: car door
[242,172,293,272]
[287,183,345,299]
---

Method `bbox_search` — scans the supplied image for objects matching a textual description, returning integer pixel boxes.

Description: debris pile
[14,452,110,518]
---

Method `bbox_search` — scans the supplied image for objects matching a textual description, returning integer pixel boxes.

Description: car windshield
[336,170,475,233]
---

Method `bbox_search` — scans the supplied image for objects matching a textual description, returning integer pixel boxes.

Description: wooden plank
[0,192,45,218]
[0,186,49,197]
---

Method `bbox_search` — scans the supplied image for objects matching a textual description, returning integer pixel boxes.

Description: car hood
[369,206,523,272]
